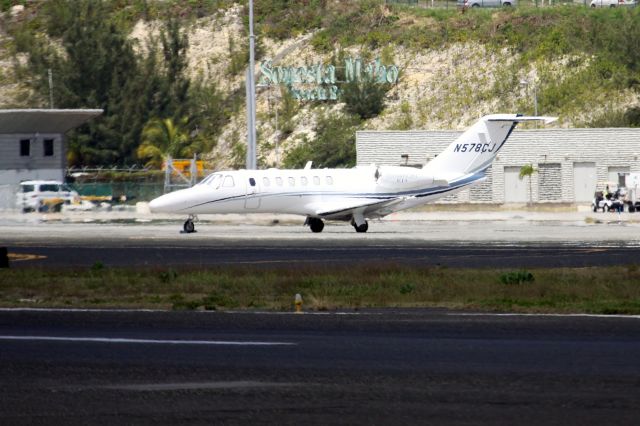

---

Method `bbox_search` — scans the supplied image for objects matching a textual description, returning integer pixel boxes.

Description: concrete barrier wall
[0,184,18,211]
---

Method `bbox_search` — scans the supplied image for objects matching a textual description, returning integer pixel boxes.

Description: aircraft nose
[149,192,180,213]
[148,195,166,213]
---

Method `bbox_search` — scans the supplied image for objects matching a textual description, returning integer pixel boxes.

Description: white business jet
[149,114,556,233]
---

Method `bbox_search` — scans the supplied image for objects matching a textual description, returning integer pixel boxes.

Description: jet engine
[375,166,443,190]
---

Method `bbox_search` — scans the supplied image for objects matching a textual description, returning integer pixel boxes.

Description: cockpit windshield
[198,173,223,189]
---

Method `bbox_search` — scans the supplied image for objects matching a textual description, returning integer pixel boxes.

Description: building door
[504,166,528,203]
[573,162,597,202]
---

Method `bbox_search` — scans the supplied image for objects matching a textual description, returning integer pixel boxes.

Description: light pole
[245,0,257,170]
[519,79,538,116]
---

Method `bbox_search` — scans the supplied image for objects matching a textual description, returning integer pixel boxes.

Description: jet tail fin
[422,114,557,180]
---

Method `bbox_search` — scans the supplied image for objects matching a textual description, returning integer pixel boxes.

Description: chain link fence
[384,0,591,8]
[68,182,165,203]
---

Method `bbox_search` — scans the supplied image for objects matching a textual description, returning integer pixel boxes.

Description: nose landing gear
[182,215,197,233]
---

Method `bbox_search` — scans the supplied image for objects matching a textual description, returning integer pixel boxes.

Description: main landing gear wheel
[353,221,368,233]
[183,218,195,233]
[308,218,325,233]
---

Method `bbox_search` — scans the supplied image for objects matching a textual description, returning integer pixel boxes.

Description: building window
[608,167,630,188]
[44,139,54,156]
[20,139,30,156]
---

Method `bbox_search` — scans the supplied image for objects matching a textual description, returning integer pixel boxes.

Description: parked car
[590,0,635,7]
[16,180,79,212]
[458,0,517,7]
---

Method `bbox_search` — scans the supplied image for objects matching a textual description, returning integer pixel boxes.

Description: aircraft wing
[309,197,406,220]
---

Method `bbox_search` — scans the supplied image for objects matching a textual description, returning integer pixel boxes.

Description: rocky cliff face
[2,3,637,169]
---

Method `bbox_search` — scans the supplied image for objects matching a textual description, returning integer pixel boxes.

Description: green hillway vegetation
[2,264,640,314]
[2,0,640,170]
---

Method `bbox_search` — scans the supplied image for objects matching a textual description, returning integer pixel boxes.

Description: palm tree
[137,117,190,168]
[519,164,537,206]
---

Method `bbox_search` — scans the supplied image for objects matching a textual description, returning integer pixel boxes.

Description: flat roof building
[0,109,102,209]
[0,109,102,185]
[356,128,640,205]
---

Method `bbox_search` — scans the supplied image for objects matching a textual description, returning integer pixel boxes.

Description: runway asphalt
[2,211,640,424]
[2,211,640,268]
[6,242,640,268]
[0,309,638,425]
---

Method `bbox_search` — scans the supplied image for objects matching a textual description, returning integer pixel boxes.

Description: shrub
[399,283,415,294]
[91,261,104,272]
[341,77,390,120]
[159,269,178,283]
[500,271,535,285]
[283,112,360,168]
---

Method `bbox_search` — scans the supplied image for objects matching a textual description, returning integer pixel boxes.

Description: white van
[16,180,79,212]
[459,0,517,7]
[590,0,635,7]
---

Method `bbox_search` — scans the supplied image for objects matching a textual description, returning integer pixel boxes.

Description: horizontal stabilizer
[487,116,557,125]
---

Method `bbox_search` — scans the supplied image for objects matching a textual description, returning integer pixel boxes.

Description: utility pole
[48,69,54,109]
[245,0,257,170]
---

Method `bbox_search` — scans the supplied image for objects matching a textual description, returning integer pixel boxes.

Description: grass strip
[1,263,640,314]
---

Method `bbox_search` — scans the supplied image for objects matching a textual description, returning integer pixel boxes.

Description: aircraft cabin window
[223,176,235,187]
[288,177,295,186]
[262,177,270,186]
[276,177,283,186]
[326,176,334,185]
[249,178,256,187]
[301,177,308,186]
[313,176,320,185]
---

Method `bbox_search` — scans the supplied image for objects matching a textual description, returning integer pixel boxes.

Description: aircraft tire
[309,218,324,233]
[183,219,195,233]
[354,221,368,233]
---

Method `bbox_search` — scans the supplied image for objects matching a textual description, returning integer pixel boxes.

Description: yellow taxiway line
[7,253,47,262]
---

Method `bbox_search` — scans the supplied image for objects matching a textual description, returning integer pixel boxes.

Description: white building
[0,109,102,209]
[356,128,640,204]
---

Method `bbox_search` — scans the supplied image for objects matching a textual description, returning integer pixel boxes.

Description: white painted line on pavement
[0,336,296,346]
[1,307,639,319]
[0,308,165,313]
[0,307,363,315]
[451,313,640,319]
